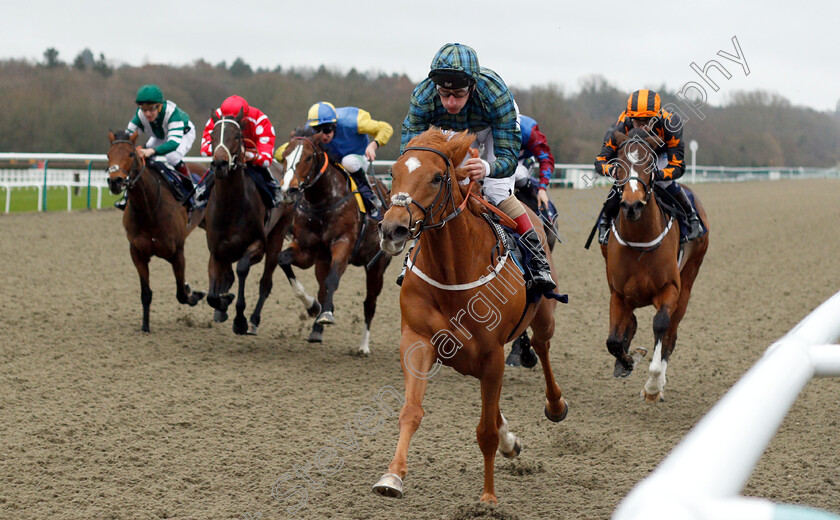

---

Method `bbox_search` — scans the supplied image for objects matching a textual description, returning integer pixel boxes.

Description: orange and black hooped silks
[626,89,662,118]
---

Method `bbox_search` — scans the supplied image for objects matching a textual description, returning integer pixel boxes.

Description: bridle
[107,140,147,191]
[212,117,244,171]
[390,146,475,240]
[615,137,655,205]
[287,136,329,191]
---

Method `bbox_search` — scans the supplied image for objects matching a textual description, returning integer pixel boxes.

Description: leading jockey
[304,101,393,220]
[514,114,556,209]
[115,84,196,210]
[199,95,284,207]
[399,42,556,293]
[594,89,703,244]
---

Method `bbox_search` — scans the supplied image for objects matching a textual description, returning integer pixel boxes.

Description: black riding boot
[597,185,622,245]
[666,183,703,242]
[193,170,214,209]
[520,228,556,294]
[261,168,284,207]
[350,169,382,220]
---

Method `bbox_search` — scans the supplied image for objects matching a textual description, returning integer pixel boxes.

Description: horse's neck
[306,166,344,204]
[618,198,666,242]
[416,195,497,284]
[214,167,249,207]
[127,169,162,216]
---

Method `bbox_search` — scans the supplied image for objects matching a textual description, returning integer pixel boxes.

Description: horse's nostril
[393,226,409,240]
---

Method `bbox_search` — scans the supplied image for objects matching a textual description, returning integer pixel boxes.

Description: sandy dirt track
[1,179,839,520]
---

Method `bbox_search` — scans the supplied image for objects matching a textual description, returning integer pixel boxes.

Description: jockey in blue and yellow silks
[302,101,393,220]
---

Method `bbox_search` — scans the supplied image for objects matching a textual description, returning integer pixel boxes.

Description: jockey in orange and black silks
[593,89,703,245]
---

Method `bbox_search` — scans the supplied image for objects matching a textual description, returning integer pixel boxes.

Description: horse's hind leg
[373,334,436,499]
[130,245,152,333]
[172,245,205,307]
[497,411,521,459]
[207,258,234,323]
[357,256,388,356]
[232,252,253,335]
[248,229,285,335]
[316,241,353,326]
[278,245,320,318]
[530,299,568,422]
[307,260,333,343]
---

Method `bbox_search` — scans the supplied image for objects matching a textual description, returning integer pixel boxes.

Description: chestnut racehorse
[374,129,568,503]
[204,110,291,335]
[276,127,390,354]
[106,130,206,332]
[602,128,709,402]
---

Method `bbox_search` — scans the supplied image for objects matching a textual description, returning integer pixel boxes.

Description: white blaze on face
[627,150,642,193]
[405,157,421,173]
[282,144,304,191]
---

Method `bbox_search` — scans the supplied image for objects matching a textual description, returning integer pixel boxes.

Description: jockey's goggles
[139,103,161,112]
[436,86,471,99]
[316,123,336,134]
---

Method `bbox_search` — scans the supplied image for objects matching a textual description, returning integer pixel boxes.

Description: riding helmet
[135,84,164,105]
[625,89,662,118]
[428,43,479,89]
[307,102,338,127]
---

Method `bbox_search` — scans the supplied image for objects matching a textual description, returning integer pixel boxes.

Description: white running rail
[613,291,840,520]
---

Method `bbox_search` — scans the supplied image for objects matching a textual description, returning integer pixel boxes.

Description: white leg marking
[291,278,315,309]
[358,325,370,356]
[644,339,664,396]
[497,412,517,455]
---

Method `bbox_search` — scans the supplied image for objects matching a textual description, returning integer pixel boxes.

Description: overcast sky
[4,0,839,112]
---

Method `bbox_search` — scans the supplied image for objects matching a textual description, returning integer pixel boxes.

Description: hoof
[545,398,569,423]
[641,389,665,403]
[500,438,522,459]
[505,345,522,367]
[520,345,538,368]
[140,325,150,334]
[306,301,322,318]
[613,357,633,378]
[233,316,248,335]
[372,473,404,498]
[316,311,335,325]
[247,322,258,335]
[188,291,206,306]
[213,310,228,323]
[308,330,323,343]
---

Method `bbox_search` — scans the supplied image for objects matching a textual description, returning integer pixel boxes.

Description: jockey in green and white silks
[127,84,196,176]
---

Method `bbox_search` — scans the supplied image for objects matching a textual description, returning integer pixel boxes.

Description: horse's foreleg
[207,257,234,323]
[644,284,680,403]
[278,245,320,318]
[496,411,521,459]
[476,349,505,503]
[373,333,436,499]
[307,261,332,343]
[357,256,388,356]
[530,299,568,422]
[130,245,152,333]
[232,252,252,335]
[608,292,638,378]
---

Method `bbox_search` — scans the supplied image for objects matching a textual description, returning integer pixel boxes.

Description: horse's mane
[292,126,317,138]
[626,127,650,140]
[113,129,132,141]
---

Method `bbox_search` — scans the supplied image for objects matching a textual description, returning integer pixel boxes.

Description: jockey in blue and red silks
[514,114,556,210]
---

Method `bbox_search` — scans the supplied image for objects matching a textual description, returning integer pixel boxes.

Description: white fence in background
[613,291,840,520]
[1,153,838,213]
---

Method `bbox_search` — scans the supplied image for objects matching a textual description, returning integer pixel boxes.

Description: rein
[212,118,244,170]
[289,137,329,191]
[108,140,148,190]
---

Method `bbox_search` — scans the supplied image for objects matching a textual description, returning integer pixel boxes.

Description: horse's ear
[108,130,116,143]
[235,107,245,123]
[613,130,628,147]
[644,136,659,149]
[130,131,139,144]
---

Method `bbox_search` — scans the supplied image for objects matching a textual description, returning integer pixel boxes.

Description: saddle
[652,185,708,242]
[146,160,200,209]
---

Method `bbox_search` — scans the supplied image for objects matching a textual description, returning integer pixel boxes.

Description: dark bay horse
[602,128,709,402]
[106,130,206,332]
[374,129,568,503]
[204,110,290,335]
[276,127,390,354]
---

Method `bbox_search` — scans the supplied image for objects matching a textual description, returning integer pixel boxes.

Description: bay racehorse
[106,130,206,332]
[204,110,291,335]
[602,128,709,402]
[276,127,390,354]
[373,128,568,503]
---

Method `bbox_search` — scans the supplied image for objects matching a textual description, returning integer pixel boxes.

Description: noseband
[107,140,146,190]
[391,146,474,239]
[213,118,244,170]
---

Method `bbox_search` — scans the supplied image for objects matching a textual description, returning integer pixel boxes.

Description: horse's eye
[431,173,443,184]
